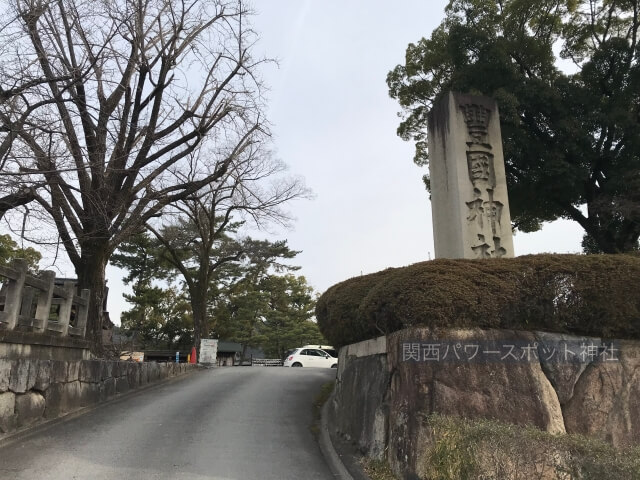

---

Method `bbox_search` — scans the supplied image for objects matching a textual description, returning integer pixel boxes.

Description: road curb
[319,394,354,480]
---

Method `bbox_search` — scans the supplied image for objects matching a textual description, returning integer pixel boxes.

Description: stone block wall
[330,327,640,479]
[331,336,389,459]
[0,358,197,436]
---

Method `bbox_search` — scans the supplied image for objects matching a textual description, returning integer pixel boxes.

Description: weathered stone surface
[535,332,592,405]
[50,360,68,384]
[63,380,81,412]
[0,391,16,433]
[101,360,113,380]
[126,363,140,388]
[563,340,640,447]
[79,382,103,406]
[428,92,514,260]
[33,360,52,391]
[67,361,81,382]
[0,359,10,392]
[386,328,565,477]
[44,381,81,418]
[0,356,198,435]
[79,360,102,383]
[148,363,160,382]
[15,392,45,427]
[331,327,640,480]
[103,377,116,399]
[332,350,389,459]
[46,382,66,417]
[9,359,35,393]
[115,376,129,395]
[342,336,387,358]
[139,363,149,385]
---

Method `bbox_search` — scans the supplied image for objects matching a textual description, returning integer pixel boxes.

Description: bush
[316,254,640,348]
[420,414,640,480]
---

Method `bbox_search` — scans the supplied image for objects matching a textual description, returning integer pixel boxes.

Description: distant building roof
[217,341,243,353]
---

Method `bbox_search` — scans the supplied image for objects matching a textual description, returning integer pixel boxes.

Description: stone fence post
[0,259,89,339]
[0,259,28,330]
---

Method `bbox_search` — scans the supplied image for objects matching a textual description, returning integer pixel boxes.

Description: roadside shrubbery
[316,254,640,348]
[420,414,640,480]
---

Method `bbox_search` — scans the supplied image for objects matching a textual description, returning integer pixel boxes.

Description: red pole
[190,346,197,364]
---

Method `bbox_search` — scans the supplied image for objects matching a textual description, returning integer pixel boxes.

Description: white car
[284,347,338,368]
[301,345,337,358]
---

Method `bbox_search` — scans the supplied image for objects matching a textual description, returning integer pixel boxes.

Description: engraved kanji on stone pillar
[460,103,491,145]
[427,92,514,259]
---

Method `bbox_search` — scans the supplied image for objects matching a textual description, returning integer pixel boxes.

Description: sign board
[120,351,144,362]
[199,339,218,365]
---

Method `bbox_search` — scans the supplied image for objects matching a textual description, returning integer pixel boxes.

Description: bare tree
[0,0,269,351]
[146,142,309,349]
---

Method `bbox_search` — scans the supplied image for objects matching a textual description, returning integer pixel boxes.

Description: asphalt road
[0,367,337,480]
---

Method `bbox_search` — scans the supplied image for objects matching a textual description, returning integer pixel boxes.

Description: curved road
[0,367,337,480]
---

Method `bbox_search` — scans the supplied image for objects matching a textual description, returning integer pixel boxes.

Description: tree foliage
[111,233,191,349]
[144,146,307,348]
[120,285,193,349]
[388,0,640,253]
[214,273,324,359]
[112,229,315,355]
[0,233,41,272]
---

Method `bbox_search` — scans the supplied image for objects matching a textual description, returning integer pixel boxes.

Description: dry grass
[361,458,398,480]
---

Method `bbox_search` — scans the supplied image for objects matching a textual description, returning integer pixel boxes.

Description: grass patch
[361,458,398,480]
[310,381,334,438]
[420,415,640,480]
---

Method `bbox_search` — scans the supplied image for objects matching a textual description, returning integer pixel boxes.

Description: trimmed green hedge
[316,254,640,348]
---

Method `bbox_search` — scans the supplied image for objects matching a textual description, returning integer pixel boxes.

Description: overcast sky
[105,0,585,324]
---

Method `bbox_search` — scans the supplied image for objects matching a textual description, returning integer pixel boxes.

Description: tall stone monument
[427,92,514,259]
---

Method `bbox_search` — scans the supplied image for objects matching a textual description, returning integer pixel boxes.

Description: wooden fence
[0,258,89,338]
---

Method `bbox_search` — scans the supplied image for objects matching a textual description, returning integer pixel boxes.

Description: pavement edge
[319,392,355,480]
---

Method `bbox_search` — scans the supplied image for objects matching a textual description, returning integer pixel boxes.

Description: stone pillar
[0,259,28,330]
[427,92,514,259]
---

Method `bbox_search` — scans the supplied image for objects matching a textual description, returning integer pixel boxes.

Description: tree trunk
[76,241,110,355]
[190,286,209,351]
[241,343,248,365]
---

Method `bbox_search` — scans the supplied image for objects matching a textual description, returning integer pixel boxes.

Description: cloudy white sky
[104,0,584,323]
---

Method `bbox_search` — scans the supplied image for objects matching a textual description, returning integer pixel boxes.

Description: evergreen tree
[388,0,640,252]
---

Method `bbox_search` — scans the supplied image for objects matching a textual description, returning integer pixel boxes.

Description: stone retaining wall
[330,327,640,479]
[0,358,197,436]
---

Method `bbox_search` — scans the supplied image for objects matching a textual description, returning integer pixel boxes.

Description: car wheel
[331,364,337,368]
[292,362,302,367]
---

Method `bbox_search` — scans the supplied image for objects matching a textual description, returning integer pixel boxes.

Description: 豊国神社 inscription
[427,92,514,259]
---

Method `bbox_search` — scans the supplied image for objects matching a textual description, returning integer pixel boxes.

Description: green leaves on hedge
[316,254,640,348]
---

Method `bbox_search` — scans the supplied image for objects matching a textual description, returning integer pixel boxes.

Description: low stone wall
[331,336,389,458]
[0,331,91,361]
[330,327,640,479]
[0,358,197,436]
